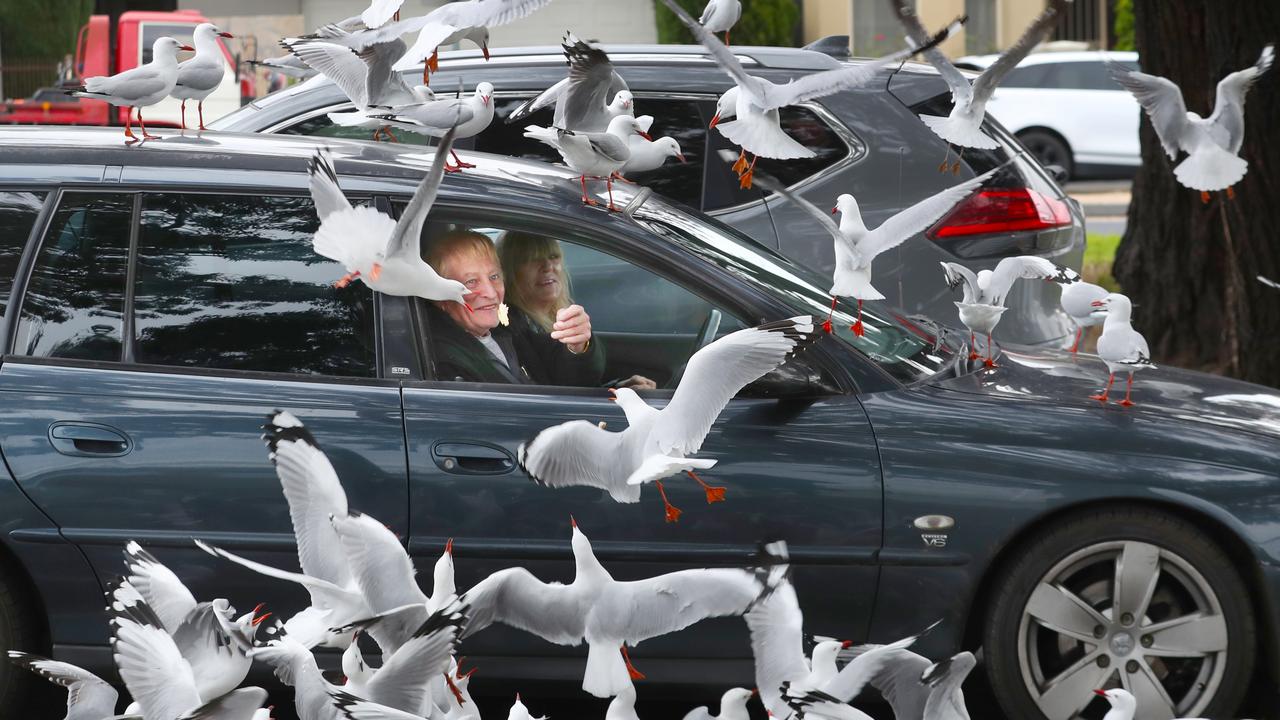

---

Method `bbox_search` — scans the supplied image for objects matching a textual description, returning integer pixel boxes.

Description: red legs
[1200,190,1211,204]
[444,673,466,705]
[369,263,382,281]
[123,110,138,141]
[198,101,207,131]
[137,108,159,139]
[723,30,730,46]
[578,175,600,206]
[179,99,187,130]
[952,146,965,175]
[422,48,440,84]
[686,469,725,504]
[823,296,836,334]
[731,148,749,175]
[654,480,682,523]
[1091,372,1115,403]
[605,175,621,212]
[450,149,476,170]
[939,143,952,173]
[1226,185,1236,200]
[610,172,636,185]
[620,645,646,681]
[1069,327,1083,354]
[738,155,758,189]
[851,298,865,336]
[1118,373,1135,407]
[983,332,998,368]
[967,331,980,361]
[335,270,361,288]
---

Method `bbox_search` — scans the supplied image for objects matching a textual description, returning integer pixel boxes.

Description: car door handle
[431,441,515,475]
[48,422,132,457]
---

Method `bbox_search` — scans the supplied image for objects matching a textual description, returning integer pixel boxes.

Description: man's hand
[616,375,657,391]
[551,304,592,354]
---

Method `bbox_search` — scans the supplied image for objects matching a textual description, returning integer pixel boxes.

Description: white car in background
[955,50,1140,180]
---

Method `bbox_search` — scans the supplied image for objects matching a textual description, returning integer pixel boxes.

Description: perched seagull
[109,579,269,720]
[67,37,193,141]
[681,688,756,720]
[888,0,1068,172]
[754,166,999,337]
[518,316,815,522]
[280,35,433,141]
[1107,44,1274,201]
[123,541,267,701]
[371,82,495,171]
[1090,688,1209,720]
[1090,293,1155,407]
[524,114,648,211]
[697,0,742,46]
[6,652,124,720]
[461,525,789,698]
[621,115,687,174]
[305,128,469,305]
[660,0,958,187]
[172,23,233,130]
[507,693,548,720]
[508,33,632,132]
[940,256,1070,367]
[1057,268,1109,354]
[840,645,974,720]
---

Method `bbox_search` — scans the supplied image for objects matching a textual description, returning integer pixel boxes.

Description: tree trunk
[1115,1,1280,386]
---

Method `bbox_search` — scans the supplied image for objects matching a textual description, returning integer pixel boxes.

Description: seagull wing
[1208,44,1274,153]
[508,77,569,123]
[596,567,766,644]
[263,410,353,588]
[970,0,1067,105]
[431,0,553,28]
[940,262,980,304]
[361,0,405,29]
[328,690,423,720]
[887,1,971,104]
[583,130,630,163]
[282,39,372,107]
[330,511,429,610]
[386,125,457,261]
[1106,63,1188,160]
[860,164,996,260]
[392,22,461,70]
[122,541,198,632]
[364,602,467,712]
[460,567,586,644]
[559,36,627,131]
[109,581,202,720]
[518,419,638,502]
[841,645,932,720]
[307,149,355,223]
[170,602,237,690]
[358,39,414,106]
[821,630,928,702]
[657,0,770,101]
[175,687,268,720]
[985,255,1058,306]
[193,539,365,611]
[652,316,815,456]
[6,652,120,720]
[744,581,810,714]
[89,64,170,102]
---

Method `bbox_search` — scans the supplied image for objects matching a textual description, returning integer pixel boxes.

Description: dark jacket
[426,304,605,386]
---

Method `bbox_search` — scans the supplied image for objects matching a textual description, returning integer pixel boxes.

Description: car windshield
[633,201,956,384]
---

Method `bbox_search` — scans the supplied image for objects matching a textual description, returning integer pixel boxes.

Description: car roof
[955,49,1139,68]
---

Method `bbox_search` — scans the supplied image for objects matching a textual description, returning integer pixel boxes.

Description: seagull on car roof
[172,23,233,131]
[122,541,268,702]
[1106,44,1273,202]
[67,36,193,141]
[888,0,1069,173]
[753,164,1003,337]
[369,82,495,171]
[1090,293,1155,407]
[460,525,789,698]
[109,578,270,720]
[838,643,975,720]
[621,115,688,175]
[697,0,742,47]
[940,256,1073,367]
[517,316,815,522]
[524,114,648,211]
[660,0,960,188]
[508,33,634,133]
[303,127,470,304]
[681,688,756,720]
[7,652,124,720]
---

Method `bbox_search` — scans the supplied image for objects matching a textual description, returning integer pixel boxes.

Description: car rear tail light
[928,188,1072,239]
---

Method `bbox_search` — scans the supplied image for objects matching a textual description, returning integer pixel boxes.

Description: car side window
[280,111,434,146]
[132,193,376,377]
[1001,64,1054,88]
[411,214,746,388]
[15,193,132,361]
[1053,61,1124,91]
[0,191,46,319]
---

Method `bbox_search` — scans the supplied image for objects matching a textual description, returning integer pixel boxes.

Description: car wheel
[983,508,1255,720]
[1018,130,1074,181]
[0,564,40,711]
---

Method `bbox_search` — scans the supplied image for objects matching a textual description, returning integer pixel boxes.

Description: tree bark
[1115,1,1280,386]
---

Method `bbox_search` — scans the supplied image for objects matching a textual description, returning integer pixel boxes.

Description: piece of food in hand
[498,302,510,326]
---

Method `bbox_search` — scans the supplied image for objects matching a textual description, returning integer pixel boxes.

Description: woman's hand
[551,304,592,354]
[616,375,657,391]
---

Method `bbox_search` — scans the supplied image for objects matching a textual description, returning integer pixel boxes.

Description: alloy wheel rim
[1016,540,1228,720]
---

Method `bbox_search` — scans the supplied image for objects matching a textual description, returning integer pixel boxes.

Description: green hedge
[655,0,801,48]
[0,0,94,98]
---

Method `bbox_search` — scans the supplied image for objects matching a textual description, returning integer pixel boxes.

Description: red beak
[1093,690,1107,697]
[637,130,652,141]
[445,537,453,554]
[180,45,195,52]
[570,514,577,528]
[252,611,272,626]
[607,387,617,402]
[676,153,687,163]
[1091,300,1105,307]
[482,95,489,105]
[218,32,234,38]
[708,113,720,129]
[482,45,490,61]
[751,689,759,697]
[841,639,854,648]
[831,207,839,214]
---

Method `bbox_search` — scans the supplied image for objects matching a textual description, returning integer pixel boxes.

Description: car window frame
[395,201,855,399]
[0,188,54,357]
[4,185,398,388]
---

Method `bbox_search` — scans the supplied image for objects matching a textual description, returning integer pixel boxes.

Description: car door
[398,207,883,682]
[0,185,408,640]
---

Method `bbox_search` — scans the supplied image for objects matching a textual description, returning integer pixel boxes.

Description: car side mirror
[1044,164,1069,183]
[740,358,838,400]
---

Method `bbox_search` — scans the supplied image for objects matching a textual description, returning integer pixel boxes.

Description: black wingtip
[261,409,322,458]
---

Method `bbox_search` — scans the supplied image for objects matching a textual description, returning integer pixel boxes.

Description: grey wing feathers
[517,420,637,502]
[308,149,354,222]
[1209,44,1274,153]
[176,687,268,720]
[862,163,998,259]
[585,131,630,162]
[887,1,971,103]
[460,567,585,644]
[282,39,371,107]
[358,39,414,106]
[658,0,765,98]
[386,124,457,260]
[365,602,467,712]
[605,568,766,644]
[558,35,626,131]
[970,0,1067,105]
[433,0,552,28]
[1106,63,1187,160]
[7,652,120,720]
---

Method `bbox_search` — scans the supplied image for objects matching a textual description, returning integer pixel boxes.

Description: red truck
[0,10,238,127]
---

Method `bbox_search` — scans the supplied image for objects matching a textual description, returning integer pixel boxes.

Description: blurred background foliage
[655,0,801,47]
[0,0,94,98]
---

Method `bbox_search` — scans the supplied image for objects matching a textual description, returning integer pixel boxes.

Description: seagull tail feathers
[1173,145,1247,192]
[581,641,631,699]
[917,113,1000,149]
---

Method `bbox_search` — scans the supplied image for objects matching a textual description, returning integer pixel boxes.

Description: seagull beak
[637,130,652,140]
[482,95,490,105]
[445,537,453,555]
[252,610,273,626]
[219,32,234,38]
[1091,300,1105,307]
[708,112,720,129]
[751,689,759,697]
[569,514,577,528]
[841,639,854,648]
[831,207,839,214]
[180,45,195,52]
[1093,690,1108,697]
[608,387,617,402]
[482,44,490,61]
[676,153,687,163]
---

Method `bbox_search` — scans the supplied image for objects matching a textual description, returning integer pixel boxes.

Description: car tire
[1018,130,1074,182]
[0,563,40,713]
[983,507,1255,720]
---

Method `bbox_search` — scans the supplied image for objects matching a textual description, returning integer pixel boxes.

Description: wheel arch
[0,536,52,654]
[960,496,1275,691]
[1015,125,1074,154]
